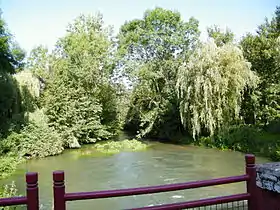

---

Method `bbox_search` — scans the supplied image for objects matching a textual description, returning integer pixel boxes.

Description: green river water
[1,141,269,210]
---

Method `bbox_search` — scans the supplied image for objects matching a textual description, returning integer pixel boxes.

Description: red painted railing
[0,172,39,210]
[52,154,257,210]
[0,154,256,209]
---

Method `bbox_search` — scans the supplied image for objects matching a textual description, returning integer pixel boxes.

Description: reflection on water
[0,142,269,210]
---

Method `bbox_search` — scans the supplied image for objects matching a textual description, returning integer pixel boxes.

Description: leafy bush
[15,109,64,158]
[199,124,280,160]
[0,157,22,180]
[1,109,64,158]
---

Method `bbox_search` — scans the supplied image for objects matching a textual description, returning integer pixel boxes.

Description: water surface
[1,142,269,209]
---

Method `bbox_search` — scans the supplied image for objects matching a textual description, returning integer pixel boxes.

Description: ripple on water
[0,142,270,210]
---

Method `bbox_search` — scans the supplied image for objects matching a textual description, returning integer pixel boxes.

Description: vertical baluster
[245,154,257,210]
[26,172,39,210]
[53,170,66,210]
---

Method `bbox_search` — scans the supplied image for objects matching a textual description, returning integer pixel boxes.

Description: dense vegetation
[0,6,280,182]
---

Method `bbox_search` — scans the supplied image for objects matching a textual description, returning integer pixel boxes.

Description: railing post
[26,172,39,210]
[245,154,257,210]
[53,170,66,210]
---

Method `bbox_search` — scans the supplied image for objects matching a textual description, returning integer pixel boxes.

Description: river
[1,141,269,210]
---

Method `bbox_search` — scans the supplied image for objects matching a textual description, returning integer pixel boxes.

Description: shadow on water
[1,141,269,210]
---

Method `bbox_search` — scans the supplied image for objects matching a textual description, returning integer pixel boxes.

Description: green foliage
[94,139,147,154]
[116,7,200,87]
[0,73,23,135]
[176,40,258,139]
[240,6,280,124]
[0,10,27,180]
[27,45,52,86]
[43,83,111,147]
[0,181,21,210]
[2,5,280,182]
[0,19,21,73]
[10,42,26,72]
[41,13,119,148]
[0,9,26,138]
[0,109,64,178]
[16,109,64,158]
[126,59,183,139]
[207,25,235,46]
[115,85,131,129]
[13,70,40,112]
[0,156,22,180]
[199,124,280,161]
[120,8,200,139]
[0,70,42,177]
[0,68,40,136]
[1,109,64,158]
[118,7,200,62]
[0,11,26,73]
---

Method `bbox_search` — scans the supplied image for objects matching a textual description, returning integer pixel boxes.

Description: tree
[118,8,200,138]
[26,45,53,96]
[27,45,51,79]
[42,13,119,148]
[0,10,25,136]
[207,25,234,46]
[0,14,25,74]
[117,7,200,79]
[176,40,258,139]
[125,59,183,138]
[240,6,280,124]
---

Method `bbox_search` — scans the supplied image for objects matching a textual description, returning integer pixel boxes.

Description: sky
[0,0,279,54]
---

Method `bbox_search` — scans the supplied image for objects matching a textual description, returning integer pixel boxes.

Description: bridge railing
[0,172,39,210]
[52,154,257,210]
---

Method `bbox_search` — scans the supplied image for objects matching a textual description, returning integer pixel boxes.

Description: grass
[68,139,149,158]
[94,139,148,154]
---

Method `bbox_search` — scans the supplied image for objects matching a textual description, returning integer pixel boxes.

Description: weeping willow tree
[13,70,40,113]
[276,37,280,66]
[176,40,259,139]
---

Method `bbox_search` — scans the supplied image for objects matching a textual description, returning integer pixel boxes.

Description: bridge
[0,154,278,210]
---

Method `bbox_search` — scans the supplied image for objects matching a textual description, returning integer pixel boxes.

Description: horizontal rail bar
[65,174,249,201]
[0,196,27,206]
[129,193,250,210]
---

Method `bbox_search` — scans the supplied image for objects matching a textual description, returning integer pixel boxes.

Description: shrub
[0,157,22,180]
[199,124,280,160]
[1,109,64,158]
[16,109,64,158]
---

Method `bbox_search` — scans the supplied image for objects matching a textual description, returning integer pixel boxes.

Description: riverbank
[0,138,148,181]
[2,124,280,182]
[173,124,280,162]
[0,131,274,209]
[0,138,148,199]
[1,123,280,200]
